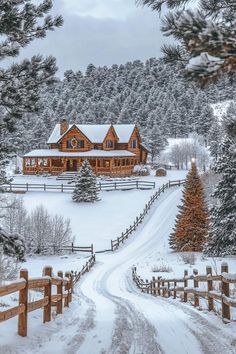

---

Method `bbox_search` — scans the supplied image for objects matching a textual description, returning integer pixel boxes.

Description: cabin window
[105,160,110,168]
[106,140,113,149]
[122,159,126,166]
[131,139,138,148]
[78,140,85,148]
[25,159,31,167]
[31,159,36,167]
[38,158,48,167]
[126,159,129,165]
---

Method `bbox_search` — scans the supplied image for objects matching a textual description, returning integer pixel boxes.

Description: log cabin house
[23,120,148,176]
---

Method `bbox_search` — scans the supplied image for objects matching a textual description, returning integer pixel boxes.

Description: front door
[66,159,78,171]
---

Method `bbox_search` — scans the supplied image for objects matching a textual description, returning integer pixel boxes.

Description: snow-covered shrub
[2,196,28,238]
[27,205,73,254]
[151,263,173,273]
[180,253,197,266]
[72,160,99,203]
[0,226,25,261]
[1,196,73,255]
[133,164,150,176]
[0,250,19,283]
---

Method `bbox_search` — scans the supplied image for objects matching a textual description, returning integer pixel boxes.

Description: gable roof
[47,124,136,145]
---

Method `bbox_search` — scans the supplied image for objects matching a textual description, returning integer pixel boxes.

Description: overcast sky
[7,0,168,75]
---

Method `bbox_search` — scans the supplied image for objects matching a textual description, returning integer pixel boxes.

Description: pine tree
[0,1,63,188]
[137,0,236,81]
[169,160,208,251]
[204,114,236,256]
[72,160,99,203]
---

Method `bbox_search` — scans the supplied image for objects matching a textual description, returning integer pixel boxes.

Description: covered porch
[23,149,138,176]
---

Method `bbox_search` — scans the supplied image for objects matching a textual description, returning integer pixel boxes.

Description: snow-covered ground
[10,170,187,252]
[1,186,236,354]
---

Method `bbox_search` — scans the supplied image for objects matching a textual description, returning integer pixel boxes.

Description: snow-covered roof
[113,124,135,143]
[47,124,136,144]
[24,149,136,158]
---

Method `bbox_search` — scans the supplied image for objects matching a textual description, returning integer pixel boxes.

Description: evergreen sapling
[72,160,99,203]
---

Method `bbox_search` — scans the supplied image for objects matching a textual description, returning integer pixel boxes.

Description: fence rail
[132,262,236,323]
[41,243,94,255]
[0,254,96,337]
[2,180,155,193]
[110,179,186,251]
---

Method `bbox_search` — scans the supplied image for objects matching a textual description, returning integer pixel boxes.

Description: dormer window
[131,139,138,148]
[106,140,114,149]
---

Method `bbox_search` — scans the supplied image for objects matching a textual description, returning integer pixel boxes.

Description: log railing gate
[132,262,236,323]
[111,179,186,251]
[0,254,96,337]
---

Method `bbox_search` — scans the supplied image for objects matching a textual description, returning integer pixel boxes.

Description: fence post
[168,180,171,188]
[26,183,28,192]
[69,273,73,302]
[18,269,28,337]
[193,269,199,307]
[44,183,46,191]
[221,263,230,322]
[152,277,156,296]
[167,281,170,298]
[91,244,94,255]
[121,232,124,243]
[61,184,63,192]
[173,280,177,299]
[162,280,165,297]
[57,271,63,315]
[136,180,138,189]
[117,237,119,247]
[183,270,188,303]
[111,239,113,252]
[157,277,161,296]
[206,266,214,311]
[72,242,74,253]
[43,266,52,323]
[65,271,70,307]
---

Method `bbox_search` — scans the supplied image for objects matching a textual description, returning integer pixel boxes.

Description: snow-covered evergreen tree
[205,113,236,256]
[0,0,63,187]
[137,0,236,81]
[72,160,99,203]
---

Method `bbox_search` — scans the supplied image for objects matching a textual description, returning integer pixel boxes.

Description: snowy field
[10,170,187,252]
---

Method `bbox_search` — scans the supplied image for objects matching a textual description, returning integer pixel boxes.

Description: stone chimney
[60,119,69,135]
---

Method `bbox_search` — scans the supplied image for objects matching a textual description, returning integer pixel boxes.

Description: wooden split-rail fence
[132,262,236,323]
[0,254,96,337]
[2,180,155,193]
[110,179,186,251]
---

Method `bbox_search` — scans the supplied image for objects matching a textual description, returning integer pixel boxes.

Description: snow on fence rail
[132,262,236,323]
[110,179,186,251]
[2,180,155,193]
[0,254,96,337]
